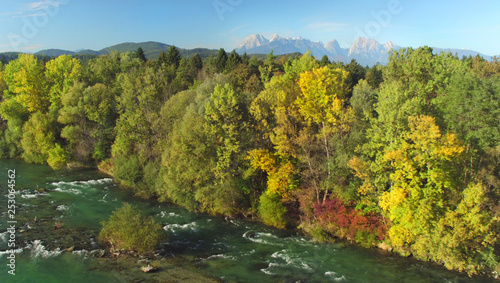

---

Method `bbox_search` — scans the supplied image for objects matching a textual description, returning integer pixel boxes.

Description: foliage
[314,197,386,246]
[216,48,228,73]
[3,54,47,113]
[99,203,164,254]
[1,50,498,276]
[113,155,142,187]
[258,191,287,228]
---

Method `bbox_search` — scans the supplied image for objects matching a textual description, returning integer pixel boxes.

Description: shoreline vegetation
[0,46,499,278]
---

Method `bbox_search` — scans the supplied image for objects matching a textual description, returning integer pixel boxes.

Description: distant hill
[432,48,491,59]
[75,49,101,56]
[35,49,75,57]
[0,52,22,63]
[28,41,222,61]
[0,52,54,63]
[100,41,170,59]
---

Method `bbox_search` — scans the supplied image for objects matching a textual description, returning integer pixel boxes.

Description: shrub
[113,155,142,186]
[258,191,287,228]
[99,203,164,254]
[47,144,67,170]
[314,197,386,246]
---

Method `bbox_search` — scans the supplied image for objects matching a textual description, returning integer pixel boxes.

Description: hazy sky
[1,0,499,56]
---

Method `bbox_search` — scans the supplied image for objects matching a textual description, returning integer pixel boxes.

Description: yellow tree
[434,182,498,275]
[297,66,353,203]
[379,115,465,252]
[45,55,82,107]
[3,54,48,113]
[247,53,320,227]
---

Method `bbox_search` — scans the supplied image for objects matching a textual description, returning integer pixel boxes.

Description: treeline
[0,46,498,276]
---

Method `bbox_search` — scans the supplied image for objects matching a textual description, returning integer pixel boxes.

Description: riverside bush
[258,191,287,228]
[99,203,163,254]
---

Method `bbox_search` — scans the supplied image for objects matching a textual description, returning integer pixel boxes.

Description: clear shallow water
[0,159,495,282]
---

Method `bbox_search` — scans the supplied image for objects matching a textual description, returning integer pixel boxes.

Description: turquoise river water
[0,159,495,282]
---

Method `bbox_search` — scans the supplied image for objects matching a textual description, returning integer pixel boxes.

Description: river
[0,159,494,282]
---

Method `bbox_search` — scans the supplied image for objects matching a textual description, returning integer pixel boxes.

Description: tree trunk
[322,121,331,204]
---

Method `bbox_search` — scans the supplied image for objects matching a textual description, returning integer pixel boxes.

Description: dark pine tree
[365,64,383,89]
[157,50,167,66]
[189,53,203,70]
[226,50,242,72]
[136,47,147,62]
[215,48,228,73]
[166,46,181,69]
[242,52,250,65]
[345,59,366,91]
[319,55,331,67]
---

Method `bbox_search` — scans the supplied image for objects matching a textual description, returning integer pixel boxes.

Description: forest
[0,46,498,276]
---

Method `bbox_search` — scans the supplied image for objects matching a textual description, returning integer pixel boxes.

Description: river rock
[140,265,157,273]
[377,242,393,252]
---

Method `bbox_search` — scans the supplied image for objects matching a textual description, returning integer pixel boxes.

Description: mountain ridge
[236,33,493,66]
[2,37,493,66]
[31,41,221,60]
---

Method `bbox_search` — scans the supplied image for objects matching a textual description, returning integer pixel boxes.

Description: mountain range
[1,36,493,67]
[236,33,493,66]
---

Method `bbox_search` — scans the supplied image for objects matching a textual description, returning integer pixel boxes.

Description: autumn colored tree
[2,54,48,113]
[377,115,497,275]
[296,66,354,203]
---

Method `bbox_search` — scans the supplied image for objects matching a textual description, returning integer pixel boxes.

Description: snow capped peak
[349,37,382,55]
[325,39,341,50]
[238,34,269,50]
[236,33,405,66]
[384,41,398,51]
[269,33,282,42]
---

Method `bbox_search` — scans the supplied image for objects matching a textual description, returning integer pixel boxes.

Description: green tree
[258,191,287,228]
[45,55,82,106]
[351,79,377,122]
[344,59,366,95]
[21,112,54,164]
[160,81,218,210]
[434,183,498,275]
[319,55,330,67]
[21,111,67,169]
[135,47,147,63]
[215,48,228,73]
[226,50,242,72]
[354,48,464,199]
[258,50,278,83]
[99,203,163,254]
[83,83,117,161]
[157,50,167,66]
[189,53,203,70]
[242,52,250,65]
[365,64,383,89]
[88,52,122,86]
[166,45,181,68]
[204,83,246,180]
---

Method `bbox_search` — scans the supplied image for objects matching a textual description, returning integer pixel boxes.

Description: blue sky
[1,0,499,56]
